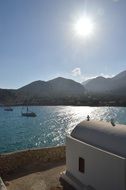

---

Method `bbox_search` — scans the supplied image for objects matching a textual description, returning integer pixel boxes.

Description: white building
[62,120,126,190]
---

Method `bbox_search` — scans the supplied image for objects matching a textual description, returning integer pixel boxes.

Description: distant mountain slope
[17,77,85,97]
[47,77,85,97]
[111,71,126,95]
[112,70,126,80]
[82,76,112,93]
[82,70,126,96]
[17,80,50,97]
[0,77,86,105]
[0,71,126,106]
[0,89,16,105]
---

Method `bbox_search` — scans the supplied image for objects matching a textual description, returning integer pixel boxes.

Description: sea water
[0,106,126,153]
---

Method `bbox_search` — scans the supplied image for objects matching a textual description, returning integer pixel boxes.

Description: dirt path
[4,161,75,190]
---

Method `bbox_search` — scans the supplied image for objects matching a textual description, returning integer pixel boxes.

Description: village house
[62,120,126,190]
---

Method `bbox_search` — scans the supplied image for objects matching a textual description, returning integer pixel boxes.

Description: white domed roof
[71,120,126,157]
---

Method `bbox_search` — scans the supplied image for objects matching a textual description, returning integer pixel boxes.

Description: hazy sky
[0,0,126,88]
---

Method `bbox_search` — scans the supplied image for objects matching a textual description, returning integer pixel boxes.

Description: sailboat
[21,107,37,117]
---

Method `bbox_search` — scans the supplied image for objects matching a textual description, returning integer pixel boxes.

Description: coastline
[1,103,126,107]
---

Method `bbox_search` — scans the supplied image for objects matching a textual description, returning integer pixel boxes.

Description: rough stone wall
[0,146,66,177]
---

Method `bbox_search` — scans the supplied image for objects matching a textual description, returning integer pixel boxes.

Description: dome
[71,120,126,157]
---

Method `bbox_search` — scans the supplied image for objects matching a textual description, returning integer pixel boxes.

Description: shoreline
[1,104,126,107]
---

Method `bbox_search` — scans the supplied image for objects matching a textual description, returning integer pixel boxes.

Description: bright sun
[74,16,94,38]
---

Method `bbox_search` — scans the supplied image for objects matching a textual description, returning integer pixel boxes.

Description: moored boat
[22,112,36,117]
[21,107,37,117]
[4,107,13,111]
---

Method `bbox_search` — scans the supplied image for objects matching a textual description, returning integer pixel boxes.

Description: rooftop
[71,120,126,157]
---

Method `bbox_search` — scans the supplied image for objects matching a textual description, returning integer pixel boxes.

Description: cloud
[71,69,115,83]
[72,68,81,77]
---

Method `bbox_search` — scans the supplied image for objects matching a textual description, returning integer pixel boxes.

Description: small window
[79,157,85,173]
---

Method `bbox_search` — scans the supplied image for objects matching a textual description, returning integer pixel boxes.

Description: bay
[0,106,126,153]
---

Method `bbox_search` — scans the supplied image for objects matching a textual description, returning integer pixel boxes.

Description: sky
[0,0,126,89]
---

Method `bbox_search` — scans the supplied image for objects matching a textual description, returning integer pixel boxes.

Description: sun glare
[74,16,94,38]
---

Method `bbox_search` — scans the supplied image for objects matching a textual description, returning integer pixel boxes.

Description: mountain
[17,77,85,97]
[0,71,126,106]
[82,76,111,93]
[17,80,50,97]
[112,70,126,80]
[47,77,85,97]
[0,89,16,105]
[82,70,126,96]
[13,77,85,105]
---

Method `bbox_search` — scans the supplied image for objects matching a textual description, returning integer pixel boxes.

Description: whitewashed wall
[66,136,126,190]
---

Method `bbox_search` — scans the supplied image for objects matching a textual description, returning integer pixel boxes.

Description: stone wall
[0,146,66,177]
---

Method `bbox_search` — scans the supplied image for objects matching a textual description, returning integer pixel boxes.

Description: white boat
[21,107,36,117]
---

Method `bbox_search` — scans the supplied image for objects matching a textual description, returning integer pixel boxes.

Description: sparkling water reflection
[0,106,126,153]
